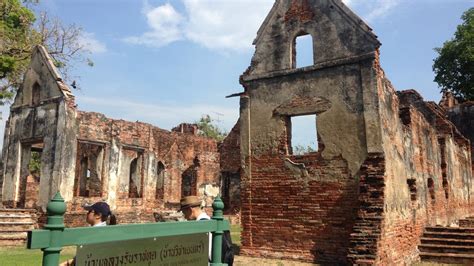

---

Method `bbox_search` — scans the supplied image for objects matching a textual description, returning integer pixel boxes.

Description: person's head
[83,202,117,226]
[179,196,203,220]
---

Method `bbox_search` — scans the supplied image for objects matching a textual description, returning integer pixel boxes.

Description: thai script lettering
[83,250,157,266]
[159,241,205,262]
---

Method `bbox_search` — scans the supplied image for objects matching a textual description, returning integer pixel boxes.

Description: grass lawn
[0,246,76,266]
[230,224,241,246]
[0,224,242,265]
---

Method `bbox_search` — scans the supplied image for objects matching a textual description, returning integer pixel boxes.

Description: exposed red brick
[284,0,314,23]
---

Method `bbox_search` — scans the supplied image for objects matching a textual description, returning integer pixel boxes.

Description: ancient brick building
[442,94,474,173]
[236,0,473,264]
[0,46,222,225]
[219,122,241,214]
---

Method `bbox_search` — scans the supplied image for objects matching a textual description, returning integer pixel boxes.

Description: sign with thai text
[75,233,209,266]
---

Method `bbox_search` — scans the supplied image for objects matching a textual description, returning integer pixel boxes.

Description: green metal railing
[27,192,229,266]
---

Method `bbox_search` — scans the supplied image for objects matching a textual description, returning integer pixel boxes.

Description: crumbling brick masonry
[236,0,473,264]
[0,46,223,226]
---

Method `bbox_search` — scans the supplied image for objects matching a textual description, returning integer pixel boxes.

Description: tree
[28,151,41,177]
[0,0,91,105]
[195,115,228,142]
[433,8,474,101]
[293,144,316,155]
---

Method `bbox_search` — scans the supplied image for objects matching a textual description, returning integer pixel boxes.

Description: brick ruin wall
[238,2,384,261]
[239,55,473,265]
[239,56,375,264]
[349,75,473,264]
[0,46,78,209]
[446,101,474,173]
[219,121,241,214]
[241,153,357,263]
[1,3,473,264]
[0,45,235,228]
[59,111,221,226]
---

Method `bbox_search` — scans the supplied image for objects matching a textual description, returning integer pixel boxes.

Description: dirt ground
[233,256,456,266]
[234,256,317,266]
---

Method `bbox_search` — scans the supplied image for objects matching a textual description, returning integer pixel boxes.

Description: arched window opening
[428,178,435,201]
[155,161,165,200]
[129,158,140,198]
[406,178,417,201]
[443,179,449,199]
[292,33,314,69]
[32,82,41,106]
[74,142,104,197]
[181,165,197,197]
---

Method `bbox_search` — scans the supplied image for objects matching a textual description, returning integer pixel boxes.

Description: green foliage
[293,144,316,155]
[433,8,474,101]
[195,115,228,142]
[0,0,37,101]
[28,151,41,176]
[0,0,91,105]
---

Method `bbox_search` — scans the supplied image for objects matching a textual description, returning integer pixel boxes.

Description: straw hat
[179,196,202,211]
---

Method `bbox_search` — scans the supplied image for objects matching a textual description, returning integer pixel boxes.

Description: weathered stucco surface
[0,46,224,226]
[238,0,473,264]
[0,46,77,209]
[219,122,241,213]
[239,0,383,263]
[1,1,473,263]
[370,80,473,264]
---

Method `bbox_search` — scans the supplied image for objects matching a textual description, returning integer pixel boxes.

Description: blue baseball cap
[83,202,111,216]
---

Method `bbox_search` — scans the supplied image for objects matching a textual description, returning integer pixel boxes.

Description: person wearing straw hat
[179,195,211,261]
[179,195,234,265]
[179,195,210,221]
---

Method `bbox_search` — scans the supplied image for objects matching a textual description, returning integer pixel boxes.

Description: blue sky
[1,0,473,148]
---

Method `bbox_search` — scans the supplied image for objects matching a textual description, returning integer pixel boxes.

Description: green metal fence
[27,192,230,266]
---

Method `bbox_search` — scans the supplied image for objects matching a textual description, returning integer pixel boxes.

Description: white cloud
[364,0,401,22]
[123,0,273,52]
[79,32,107,53]
[78,96,239,132]
[124,0,400,52]
[123,3,185,47]
[182,0,274,51]
[344,0,401,22]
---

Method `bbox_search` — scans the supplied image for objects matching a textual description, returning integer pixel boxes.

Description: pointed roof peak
[31,45,76,101]
[253,0,379,46]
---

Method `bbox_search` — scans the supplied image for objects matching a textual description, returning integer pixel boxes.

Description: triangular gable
[12,45,75,108]
[253,0,281,45]
[327,0,379,44]
[244,0,381,76]
[253,0,379,46]
[35,45,75,99]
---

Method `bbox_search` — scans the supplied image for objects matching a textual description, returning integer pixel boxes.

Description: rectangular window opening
[289,115,318,155]
[19,142,43,208]
[74,142,104,197]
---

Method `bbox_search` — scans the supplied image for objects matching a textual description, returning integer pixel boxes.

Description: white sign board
[75,233,209,266]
